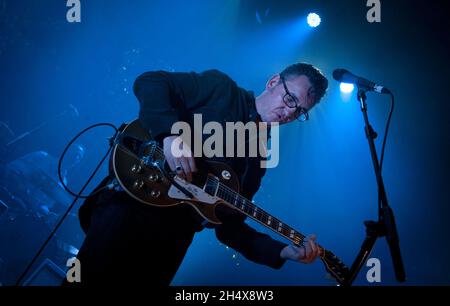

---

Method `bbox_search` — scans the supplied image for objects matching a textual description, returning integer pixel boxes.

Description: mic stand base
[341,221,383,286]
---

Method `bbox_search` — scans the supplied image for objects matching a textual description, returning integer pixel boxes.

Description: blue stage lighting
[307,13,321,28]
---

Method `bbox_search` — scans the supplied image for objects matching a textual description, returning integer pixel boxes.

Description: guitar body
[111,119,239,225]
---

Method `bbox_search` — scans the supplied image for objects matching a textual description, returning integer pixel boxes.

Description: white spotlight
[307,13,321,28]
[340,82,355,94]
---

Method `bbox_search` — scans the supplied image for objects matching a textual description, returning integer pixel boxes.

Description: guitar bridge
[139,140,164,167]
[114,132,165,168]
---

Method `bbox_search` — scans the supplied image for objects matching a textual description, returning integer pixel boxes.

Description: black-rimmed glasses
[280,77,310,122]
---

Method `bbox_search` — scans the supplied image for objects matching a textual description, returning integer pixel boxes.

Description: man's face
[260,74,316,124]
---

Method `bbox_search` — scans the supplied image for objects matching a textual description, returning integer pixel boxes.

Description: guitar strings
[126,142,341,268]
[208,176,307,243]
[152,145,307,244]
[212,177,332,260]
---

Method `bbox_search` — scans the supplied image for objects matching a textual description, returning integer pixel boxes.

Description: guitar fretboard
[205,176,305,246]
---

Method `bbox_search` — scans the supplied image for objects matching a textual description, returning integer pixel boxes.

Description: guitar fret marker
[290,230,295,238]
[278,222,283,231]
[290,234,295,238]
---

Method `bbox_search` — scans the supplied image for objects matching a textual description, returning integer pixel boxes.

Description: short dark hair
[279,63,328,104]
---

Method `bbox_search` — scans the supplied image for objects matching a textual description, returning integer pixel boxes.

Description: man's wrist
[280,245,291,260]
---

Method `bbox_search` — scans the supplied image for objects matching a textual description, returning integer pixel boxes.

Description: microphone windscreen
[332,69,349,82]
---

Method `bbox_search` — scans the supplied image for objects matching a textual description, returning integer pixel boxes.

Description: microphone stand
[342,88,406,286]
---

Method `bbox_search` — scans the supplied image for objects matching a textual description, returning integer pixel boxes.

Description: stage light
[307,13,321,28]
[340,82,355,93]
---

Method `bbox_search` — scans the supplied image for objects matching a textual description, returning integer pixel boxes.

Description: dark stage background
[0,0,449,285]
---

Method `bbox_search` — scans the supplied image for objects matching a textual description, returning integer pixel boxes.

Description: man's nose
[284,107,296,118]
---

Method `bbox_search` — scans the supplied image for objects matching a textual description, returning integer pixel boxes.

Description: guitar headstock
[320,248,349,285]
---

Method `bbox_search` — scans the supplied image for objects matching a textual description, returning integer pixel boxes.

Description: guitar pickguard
[168,176,219,205]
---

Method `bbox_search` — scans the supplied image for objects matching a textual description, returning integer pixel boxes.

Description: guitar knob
[148,173,160,182]
[133,180,145,190]
[150,190,160,198]
[221,170,231,180]
[131,164,143,174]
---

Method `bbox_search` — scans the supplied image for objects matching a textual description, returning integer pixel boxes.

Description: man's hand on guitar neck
[280,234,322,264]
[163,135,197,182]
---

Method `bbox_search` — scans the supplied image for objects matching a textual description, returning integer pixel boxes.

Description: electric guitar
[110,119,349,285]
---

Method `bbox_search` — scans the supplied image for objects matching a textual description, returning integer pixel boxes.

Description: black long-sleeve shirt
[79,69,287,270]
[133,69,287,269]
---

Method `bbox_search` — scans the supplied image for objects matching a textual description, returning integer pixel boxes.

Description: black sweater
[81,69,287,269]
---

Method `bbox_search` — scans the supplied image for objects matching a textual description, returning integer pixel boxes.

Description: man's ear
[266,74,280,90]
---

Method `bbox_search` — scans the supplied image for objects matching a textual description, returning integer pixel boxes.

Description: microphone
[333,69,391,94]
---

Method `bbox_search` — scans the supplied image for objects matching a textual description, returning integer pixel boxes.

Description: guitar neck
[206,177,306,246]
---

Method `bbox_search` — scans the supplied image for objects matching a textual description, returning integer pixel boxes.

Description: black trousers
[71,190,198,286]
